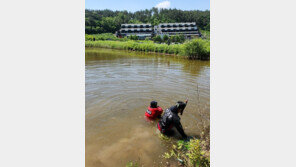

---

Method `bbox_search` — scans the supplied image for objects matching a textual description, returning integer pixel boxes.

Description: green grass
[163,138,210,167]
[85,39,210,60]
[86,40,185,55]
[85,33,128,41]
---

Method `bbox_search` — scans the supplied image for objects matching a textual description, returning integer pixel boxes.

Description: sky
[85,0,210,12]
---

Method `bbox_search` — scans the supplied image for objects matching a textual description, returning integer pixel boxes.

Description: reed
[85,39,210,60]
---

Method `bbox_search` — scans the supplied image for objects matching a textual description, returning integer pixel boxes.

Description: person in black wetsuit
[157,100,188,139]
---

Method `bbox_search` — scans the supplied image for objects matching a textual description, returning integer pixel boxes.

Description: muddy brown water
[85,48,210,167]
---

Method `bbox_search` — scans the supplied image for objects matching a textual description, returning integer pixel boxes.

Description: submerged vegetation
[126,161,139,167]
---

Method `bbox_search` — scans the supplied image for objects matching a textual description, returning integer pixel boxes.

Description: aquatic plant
[163,138,210,167]
[126,161,139,167]
[158,133,171,141]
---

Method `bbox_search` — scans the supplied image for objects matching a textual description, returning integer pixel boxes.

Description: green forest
[85,8,210,34]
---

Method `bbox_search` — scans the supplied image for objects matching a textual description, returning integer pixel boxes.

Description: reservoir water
[85,48,210,167]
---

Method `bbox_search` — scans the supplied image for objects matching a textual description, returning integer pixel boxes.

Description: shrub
[163,34,169,42]
[184,38,210,60]
[169,35,185,44]
[175,35,181,43]
[179,34,185,43]
[128,35,139,40]
[153,35,162,43]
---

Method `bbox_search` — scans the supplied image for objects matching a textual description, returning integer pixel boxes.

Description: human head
[176,101,186,115]
[150,101,158,108]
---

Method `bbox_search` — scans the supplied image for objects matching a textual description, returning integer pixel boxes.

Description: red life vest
[145,106,163,119]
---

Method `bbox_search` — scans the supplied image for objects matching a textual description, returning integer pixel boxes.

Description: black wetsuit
[158,105,187,139]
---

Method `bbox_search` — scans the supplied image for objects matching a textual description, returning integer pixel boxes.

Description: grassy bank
[161,125,210,167]
[126,127,210,167]
[85,39,210,60]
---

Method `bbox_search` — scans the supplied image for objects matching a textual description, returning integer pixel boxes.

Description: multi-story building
[117,24,153,39]
[116,22,200,39]
[155,22,200,38]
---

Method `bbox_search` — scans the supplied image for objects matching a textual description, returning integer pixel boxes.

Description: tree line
[85,8,210,34]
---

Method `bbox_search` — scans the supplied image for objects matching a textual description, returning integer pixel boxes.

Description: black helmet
[176,101,186,115]
[150,101,158,108]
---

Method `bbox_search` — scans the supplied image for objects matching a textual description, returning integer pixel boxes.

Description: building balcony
[120,30,153,33]
[121,24,152,28]
[159,23,196,28]
[120,29,153,33]
[161,28,198,32]
[161,31,199,35]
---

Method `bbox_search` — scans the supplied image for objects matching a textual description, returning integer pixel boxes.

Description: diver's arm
[185,99,188,108]
[174,119,187,139]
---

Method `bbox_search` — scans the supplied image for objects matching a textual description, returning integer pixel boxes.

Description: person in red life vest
[157,99,189,140]
[145,101,163,119]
